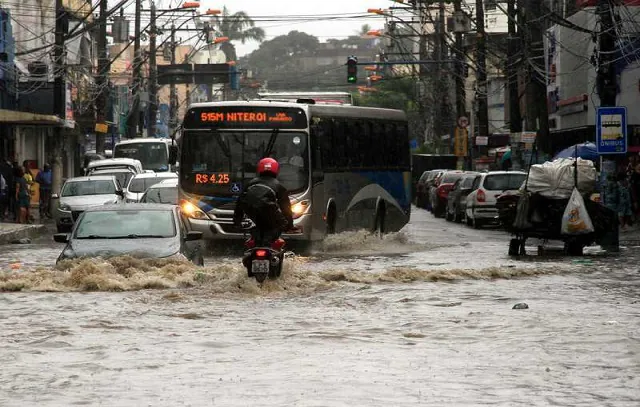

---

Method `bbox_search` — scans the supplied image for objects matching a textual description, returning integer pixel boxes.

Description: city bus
[174,100,411,241]
[257,91,354,106]
[113,138,177,172]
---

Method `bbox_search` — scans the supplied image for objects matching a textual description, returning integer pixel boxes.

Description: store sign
[475,136,488,146]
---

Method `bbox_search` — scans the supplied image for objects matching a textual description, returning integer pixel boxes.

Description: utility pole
[475,0,489,143]
[52,0,66,194]
[506,0,522,134]
[523,0,549,152]
[95,0,108,154]
[417,2,429,147]
[597,0,617,107]
[453,0,466,121]
[434,0,448,153]
[147,1,158,138]
[169,24,178,135]
[127,0,142,138]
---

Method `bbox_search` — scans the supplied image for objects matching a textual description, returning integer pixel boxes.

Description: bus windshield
[181,131,309,195]
[114,142,169,172]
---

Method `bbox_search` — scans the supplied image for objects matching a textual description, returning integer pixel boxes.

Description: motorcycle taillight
[244,238,255,248]
[271,238,285,251]
[255,249,268,258]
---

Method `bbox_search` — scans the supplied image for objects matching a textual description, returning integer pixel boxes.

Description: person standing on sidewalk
[0,158,13,220]
[15,168,30,224]
[35,164,52,219]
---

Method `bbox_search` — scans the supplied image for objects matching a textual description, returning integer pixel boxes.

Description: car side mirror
[184,231,203,241]
[51,193,59,199]
[53,233,69,243]
[169,145,178,165]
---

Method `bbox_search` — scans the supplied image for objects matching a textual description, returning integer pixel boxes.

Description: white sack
[561,187,595,235]
[522,158,597,199]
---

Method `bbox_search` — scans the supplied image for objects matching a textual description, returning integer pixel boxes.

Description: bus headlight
[291,200,310,219]
[180,200,208,219]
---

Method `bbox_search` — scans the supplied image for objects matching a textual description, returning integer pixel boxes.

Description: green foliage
[210,7,266,62]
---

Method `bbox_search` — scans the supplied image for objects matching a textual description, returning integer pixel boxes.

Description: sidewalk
[0,221,48,245]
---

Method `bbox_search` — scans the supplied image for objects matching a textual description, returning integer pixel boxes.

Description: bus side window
[310,122,324,170]
[320,119,336,170]
[333,119,347,169]
[397,123,410,169]
[371,121,385,170]
[385,122,397,168]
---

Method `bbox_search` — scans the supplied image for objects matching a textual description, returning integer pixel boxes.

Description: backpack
[241,183,285,228]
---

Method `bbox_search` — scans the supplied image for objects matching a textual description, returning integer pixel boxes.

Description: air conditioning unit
[27,61,49,81]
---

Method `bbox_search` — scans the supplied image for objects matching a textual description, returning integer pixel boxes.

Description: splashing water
[313,229,439,256]
[0,251,585,294]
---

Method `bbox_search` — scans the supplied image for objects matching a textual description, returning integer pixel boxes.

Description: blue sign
[230,182,242,194]
[596,106,627,154]
[409,139,418,149]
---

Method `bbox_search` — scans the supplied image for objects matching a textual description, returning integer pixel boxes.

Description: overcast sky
[138,0,394,57]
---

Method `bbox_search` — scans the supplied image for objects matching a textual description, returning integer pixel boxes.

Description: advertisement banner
[454,127,468,157]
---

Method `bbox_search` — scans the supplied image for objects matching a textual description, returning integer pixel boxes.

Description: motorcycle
[241,219,286,283]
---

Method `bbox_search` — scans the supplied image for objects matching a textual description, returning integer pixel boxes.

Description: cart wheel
[565,241,584,256]
[508,239,520,256]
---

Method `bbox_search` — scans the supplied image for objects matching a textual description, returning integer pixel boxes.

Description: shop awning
[0,109,63,126]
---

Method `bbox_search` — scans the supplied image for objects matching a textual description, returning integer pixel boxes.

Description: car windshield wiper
[76,235,113,239]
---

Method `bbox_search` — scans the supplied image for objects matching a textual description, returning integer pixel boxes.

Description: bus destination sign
[184,106,308,129]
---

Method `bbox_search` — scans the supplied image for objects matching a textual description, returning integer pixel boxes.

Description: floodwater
[1,209,639,406]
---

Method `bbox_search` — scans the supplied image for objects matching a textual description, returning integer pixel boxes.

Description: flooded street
[1,207,639,406]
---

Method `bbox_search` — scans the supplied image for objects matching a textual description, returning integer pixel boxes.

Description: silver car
[52,175,125,233]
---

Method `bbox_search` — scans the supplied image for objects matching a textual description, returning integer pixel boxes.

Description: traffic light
[347,56,358,84]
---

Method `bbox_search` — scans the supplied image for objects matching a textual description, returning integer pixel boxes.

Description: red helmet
[257,157,279,176]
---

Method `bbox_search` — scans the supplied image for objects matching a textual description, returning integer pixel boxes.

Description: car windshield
[181,130,309,195]
[61,180,116,197]
[141,187,179,204]
[92,171,134,189]
[441,172,464,184]
[75,210,176,239]
[128,176,176,193]
[114,142,169,171]
[484,173,527,191]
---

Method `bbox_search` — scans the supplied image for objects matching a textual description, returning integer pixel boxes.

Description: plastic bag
[561,188,595,235]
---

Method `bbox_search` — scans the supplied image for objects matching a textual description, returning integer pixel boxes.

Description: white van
[85,158,146,176]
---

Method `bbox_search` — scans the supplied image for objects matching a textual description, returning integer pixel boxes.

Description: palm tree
[211,7,266,62]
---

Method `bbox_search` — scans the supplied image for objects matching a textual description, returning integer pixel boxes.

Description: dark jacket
[233,174,293,230]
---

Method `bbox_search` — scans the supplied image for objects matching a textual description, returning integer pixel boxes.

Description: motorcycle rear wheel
[255,272,268,283]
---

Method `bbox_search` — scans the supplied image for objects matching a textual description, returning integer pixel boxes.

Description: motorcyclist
[233,157,294,246]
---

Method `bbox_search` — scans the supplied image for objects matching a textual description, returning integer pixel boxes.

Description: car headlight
[290,199,310,219]
[180,200,208,219]
[59,204,71,211]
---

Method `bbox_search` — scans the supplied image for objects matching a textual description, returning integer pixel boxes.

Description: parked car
[415,169,444,208]
[52,175,125,233]
[464,171,527,228]
[445,172,479,222]
[89,168,136,191]
[139,178,178,204]
[125,172,178,203]
[85,158,145,175]
[53,204,204,266]
[430,170,465,217]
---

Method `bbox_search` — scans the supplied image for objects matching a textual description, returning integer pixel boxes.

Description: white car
[85,158,146,175]
[464,171,527,228]
[125,172,178,203]
[52,175,125,233]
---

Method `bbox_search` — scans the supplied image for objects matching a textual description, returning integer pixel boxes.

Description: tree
[358,24,371,36]
[210,7,266,62]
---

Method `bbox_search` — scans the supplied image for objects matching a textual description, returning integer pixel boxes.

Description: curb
[0,224,48,245]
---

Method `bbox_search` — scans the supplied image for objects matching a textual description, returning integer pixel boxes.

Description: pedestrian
[22,161,34,223]
[36,164,52,218]
[15,168,30,224]
[0,157,13,220]
[631,163,640,221]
